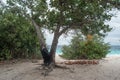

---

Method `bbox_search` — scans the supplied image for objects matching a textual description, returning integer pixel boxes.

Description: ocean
[47,45,63,55]
[48,45,120,56]
[107,45,120,56]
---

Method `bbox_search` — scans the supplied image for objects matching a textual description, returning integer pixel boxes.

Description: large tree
[47,0,120,63]
[5,0,120,65]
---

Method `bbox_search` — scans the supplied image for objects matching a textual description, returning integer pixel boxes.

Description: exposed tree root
[55,64,69,69]
[39,63,75,76]
[40,60,99,76]
[55,64,75,73]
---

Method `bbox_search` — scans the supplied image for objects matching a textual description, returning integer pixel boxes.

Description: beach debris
[58,60,99,65]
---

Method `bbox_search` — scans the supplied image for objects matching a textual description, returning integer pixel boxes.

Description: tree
[5,0,120,65]
[5,0,53,65]
[47,0,115,63]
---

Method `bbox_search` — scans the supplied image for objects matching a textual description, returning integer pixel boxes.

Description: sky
[45,10,120,46]
[104,10,120,45]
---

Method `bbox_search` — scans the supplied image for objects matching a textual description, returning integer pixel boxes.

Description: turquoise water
[107,49,120,56]
[56,45,120,56]
[56,48,62,55]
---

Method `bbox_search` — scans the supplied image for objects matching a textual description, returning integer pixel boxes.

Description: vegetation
[0,8,41,60]
[62,35,110,59]
[0,0,120,64]
[46,0,115,62]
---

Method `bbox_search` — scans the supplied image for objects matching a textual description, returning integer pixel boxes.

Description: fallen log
[58,60,99,65]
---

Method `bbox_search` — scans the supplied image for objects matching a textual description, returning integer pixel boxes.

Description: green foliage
[62,35,110,60]
[6,0,48,26]
[1,0,118,61]
[0,8,41,60]
[47,0,113,36]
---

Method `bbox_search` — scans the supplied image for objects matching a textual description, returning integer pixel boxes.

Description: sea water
[107,46,120,57]
[47,45,63,55]
[48,45,120,56]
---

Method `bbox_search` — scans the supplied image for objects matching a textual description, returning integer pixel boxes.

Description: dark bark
[41,47,51,66]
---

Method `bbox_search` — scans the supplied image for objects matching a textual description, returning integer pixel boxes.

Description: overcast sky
[104,10,120,45]
[45,10,120,46]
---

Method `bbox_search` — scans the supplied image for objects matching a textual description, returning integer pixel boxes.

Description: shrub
[61,35,110,60]
[0,10,42,60]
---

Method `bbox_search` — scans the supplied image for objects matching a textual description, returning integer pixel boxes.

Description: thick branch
[59,19,94,35]
[68,21,86,29]
[31,19,45,49]
[59,26,70,36]
[19,5,45,49]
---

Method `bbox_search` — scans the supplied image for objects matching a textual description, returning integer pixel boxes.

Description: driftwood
[57,60,99,65]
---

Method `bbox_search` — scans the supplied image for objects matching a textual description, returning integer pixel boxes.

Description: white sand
[0,55,120,80]
[55,54,65,62]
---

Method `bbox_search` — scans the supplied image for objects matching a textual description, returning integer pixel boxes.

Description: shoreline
[56,53,120,62]
[105,55,120,61]
[106,54,120,57]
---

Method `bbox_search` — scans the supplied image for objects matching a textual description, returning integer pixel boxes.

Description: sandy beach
[0,55,120,80]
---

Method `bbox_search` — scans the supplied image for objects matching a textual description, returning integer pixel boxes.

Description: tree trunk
[50,27,60,65]
[32,19,61,67]
[50,35,59,63]
[31,19,45,49]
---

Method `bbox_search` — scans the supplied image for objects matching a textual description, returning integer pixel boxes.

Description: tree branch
[31,19,45,48]
[59,26,70,36]
[59,19,93,36]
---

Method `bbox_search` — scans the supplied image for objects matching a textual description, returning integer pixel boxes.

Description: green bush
[0,9,41,60]
[61,35,110,60]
